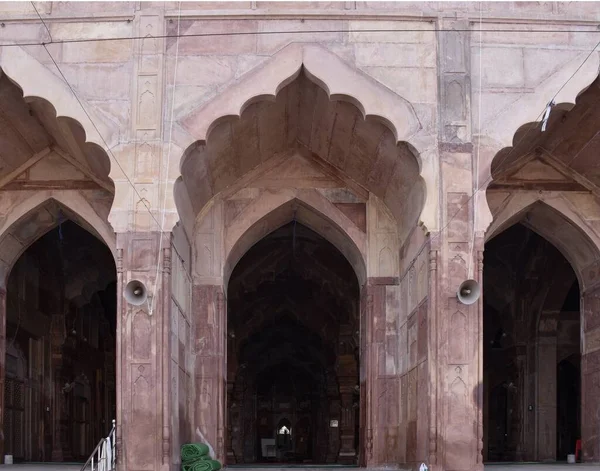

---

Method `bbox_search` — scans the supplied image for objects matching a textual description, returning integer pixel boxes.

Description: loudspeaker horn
[124,279,148,306]
[457,279,480,305]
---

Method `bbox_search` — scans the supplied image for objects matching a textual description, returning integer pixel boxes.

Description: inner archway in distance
[226,221,360,465]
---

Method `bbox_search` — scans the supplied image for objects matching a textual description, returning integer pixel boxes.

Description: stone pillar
[515,348,527,461]
[362,283,377,467]
[191,284,226,462]
[364,277,405,467]
[428,242,440,468]
[225,381,235,463]
[435,15,483,471]
[536,331,557,461]
[325,375,340,463]
[581,287,600,462]
[338,361,357,464]
[116,232,171,471]
[50,295,69,462]
[0,288,6,463]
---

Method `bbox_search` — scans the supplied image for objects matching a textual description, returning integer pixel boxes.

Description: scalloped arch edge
[179,42,423,167]
[0,45,119,156]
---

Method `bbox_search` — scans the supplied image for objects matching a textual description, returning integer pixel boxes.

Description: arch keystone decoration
[178,42,422,159]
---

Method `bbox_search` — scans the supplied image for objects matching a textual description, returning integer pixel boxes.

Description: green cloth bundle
[181,443,210,464]
[181,443,221,471]
[182,459,222,471]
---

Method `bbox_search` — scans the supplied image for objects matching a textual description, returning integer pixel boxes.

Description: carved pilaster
[117,231,171,471]
[191,284,226,462]
[437,15,480,471]
[0,288,5,463]
[116,249,124,274]
[162,245,171,465]
[128,11,166,232]
[476,246,484,464]
[581,288,600,462]
[428,242,439,467]
[115,246,124,467]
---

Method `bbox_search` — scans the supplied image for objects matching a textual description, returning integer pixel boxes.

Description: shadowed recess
[227,222,360,465]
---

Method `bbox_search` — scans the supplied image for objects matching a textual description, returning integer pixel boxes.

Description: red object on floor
[575,439,582,461]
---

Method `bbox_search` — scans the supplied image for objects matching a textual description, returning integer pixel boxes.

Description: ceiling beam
[53,147,114,194]
[537,149,600,199]
[0,146,51,190]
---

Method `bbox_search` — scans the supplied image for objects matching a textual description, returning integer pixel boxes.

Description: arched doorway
[3,219,116,463]
[176,44,429,468]
[483,222,581,462]
[226,222,360,465]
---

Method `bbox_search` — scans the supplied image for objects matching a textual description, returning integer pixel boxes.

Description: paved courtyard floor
[485,465,599,471]
[0,465,84,470]
[0,464,598,470]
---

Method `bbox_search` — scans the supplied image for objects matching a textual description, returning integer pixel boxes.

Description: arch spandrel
[0,192,116,287]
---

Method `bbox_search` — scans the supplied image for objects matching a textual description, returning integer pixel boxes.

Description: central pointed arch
[225,196,364,465]
[224,190,367,287]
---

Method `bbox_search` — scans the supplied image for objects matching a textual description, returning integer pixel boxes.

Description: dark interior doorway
[4,220,116,463]
[226,222,360,464]
[483,223,581,462]
[557,356,580,460]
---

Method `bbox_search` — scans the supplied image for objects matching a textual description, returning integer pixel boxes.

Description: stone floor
[0,465,84,470]
[0,464,598,470]
[485,466,599,470]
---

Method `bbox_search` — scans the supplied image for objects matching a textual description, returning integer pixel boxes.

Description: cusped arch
[223,189,367,287]
[176,44,429,244]
[486,194,600,291]
[0,46,119,149]
[0,192,116,286]
[0,46,117,179]
[480,67,600,234]
[480,52,599,156]
[178,43,421,155]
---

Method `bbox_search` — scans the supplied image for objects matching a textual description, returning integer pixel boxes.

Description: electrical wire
[149,1,182,316]
[29,1,52,43]
[2,26,600,49]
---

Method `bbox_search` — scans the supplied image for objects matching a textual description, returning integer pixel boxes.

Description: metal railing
[80,419,116,471]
